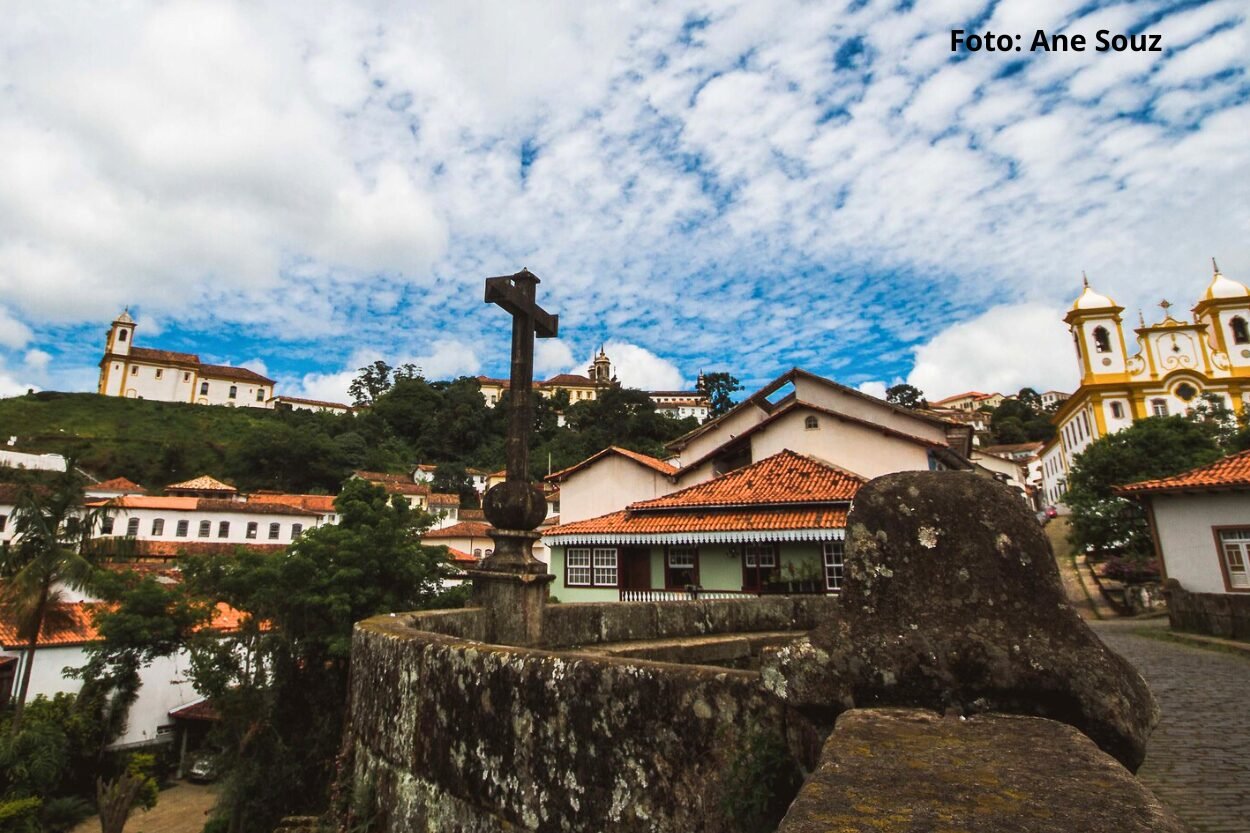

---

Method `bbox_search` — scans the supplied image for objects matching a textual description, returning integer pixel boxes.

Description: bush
[1099,556,1161,584]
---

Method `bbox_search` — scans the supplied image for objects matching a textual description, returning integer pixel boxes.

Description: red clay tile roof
[443,546,478,563]
[97,496,201,511]
[247,493,338,513]
[1117,450,1250,496]
[128,346,201,365]
[429,493,460,506]
[198,363,275,384]
[355,470,410,483]
[168,698,219,721]
[92,477,148,494]
[547,446,678,482]
[354,471,431,495]
[166,475,238,493]
[634,450,862,509]
[128,540,290,557]
[196,499,316,516]
[545,507,849,537]
[459,508,486,521]
[424,521,492,539]
[0,600,246,648]
[543,373,595,386]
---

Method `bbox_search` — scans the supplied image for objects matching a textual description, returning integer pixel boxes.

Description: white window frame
[744,543,776,568]
[1151,399,1168,417]
[593,548,618,587]
[823,541,845,592]
[268,522,281,540]
[126,517,140,537]
[1218,528,1250,590]
[151,518,165,536]
[668,546,696,569]
[567,547,592,586]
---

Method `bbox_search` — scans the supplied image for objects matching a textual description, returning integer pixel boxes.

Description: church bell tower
[1064,277,1128,385]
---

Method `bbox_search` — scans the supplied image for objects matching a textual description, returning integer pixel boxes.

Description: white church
[97,309,276,408]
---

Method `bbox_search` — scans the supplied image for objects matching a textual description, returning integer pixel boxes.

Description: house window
[823,541,845,591]
[151,518,164,536]
[126,518,139,537]
[183,372,191,382]
[246,522,258,539]
[743,543,778,591]
[155,368,163,379]
[291,523,303,540]
[0,515,6,533]
[1218,529,1250,590]
[130,366,138,375]
[666,546,698,588]
[1151,399,1168,417]
[101,517,115,534]
[566,548,616,586]
[256,388,265,402]
[200,381,209,395]
[268,523,280,540]
[1092,326,1111,353]
[1233,317,1250,345]
[218,521,230,538]
[177,520,189,537]
[198,520,211,538]
[228,386,237,399]
[1110,402,1124,419]
[804,415,819,430]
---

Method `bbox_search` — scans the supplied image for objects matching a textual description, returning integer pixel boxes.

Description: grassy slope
[0,391,284,489]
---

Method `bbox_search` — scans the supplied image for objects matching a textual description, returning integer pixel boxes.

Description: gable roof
[634,449,862,509]
[198,364,275,385]
[665,367,954,453]
[424,521,492,539]
[1117,450,1250,496]
[91,476,148,494]
[166,475,237,493]
[0,601,246,648]
[247,493,338,513]
[543,373,596,387]
[544,450,860,545]
[547,446,678,483]
[127,346,201,366]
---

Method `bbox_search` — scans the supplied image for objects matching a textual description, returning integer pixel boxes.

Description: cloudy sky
[1,0,1247,404]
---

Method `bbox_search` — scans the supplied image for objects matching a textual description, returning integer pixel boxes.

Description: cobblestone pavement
[1095,620,1250,833]
[72,780,218,833]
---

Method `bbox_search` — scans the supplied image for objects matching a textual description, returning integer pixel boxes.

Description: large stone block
[761,471,1159,771]
[776,709,1187,833]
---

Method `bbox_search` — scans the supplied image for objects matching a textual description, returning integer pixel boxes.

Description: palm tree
[1,467,108,733]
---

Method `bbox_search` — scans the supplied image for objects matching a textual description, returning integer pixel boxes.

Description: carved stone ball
[482,480,548,531]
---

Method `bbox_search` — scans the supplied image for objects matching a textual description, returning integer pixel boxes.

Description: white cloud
[534,338,576,378]
[856,380,888,400]
[0,308,32,349]
[23,349,51,371]
[576,341,686,391]
[907,304,1077,400]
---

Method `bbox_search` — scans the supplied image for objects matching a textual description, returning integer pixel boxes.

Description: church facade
[96,310,276,408]
[476,346,710,420]
[1040,263,1250,507]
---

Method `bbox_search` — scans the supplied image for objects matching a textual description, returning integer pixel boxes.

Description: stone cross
[479,269,558,574]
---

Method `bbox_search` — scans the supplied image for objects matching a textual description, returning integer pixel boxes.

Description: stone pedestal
[467,568,554,647]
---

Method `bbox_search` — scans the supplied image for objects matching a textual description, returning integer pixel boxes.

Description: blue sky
[0,0,1247,404]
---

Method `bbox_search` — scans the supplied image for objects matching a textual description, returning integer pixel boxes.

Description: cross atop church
[1159,299,1173,317]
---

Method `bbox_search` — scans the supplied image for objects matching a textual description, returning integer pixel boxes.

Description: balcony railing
[618,588,756,602]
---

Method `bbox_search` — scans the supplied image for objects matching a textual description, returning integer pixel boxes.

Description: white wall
[1151,492,1250,595]
[194,375,273,409]
[120,363,198,403]
[1,645,201,748]
[750,408,932,480]
[0,450,68,471]
[558,456,676,524]
[106,505,321,545]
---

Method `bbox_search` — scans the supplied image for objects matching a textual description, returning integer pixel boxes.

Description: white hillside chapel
[97,309,275,407]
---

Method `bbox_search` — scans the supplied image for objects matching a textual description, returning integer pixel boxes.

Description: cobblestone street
[1095,620,1250,833]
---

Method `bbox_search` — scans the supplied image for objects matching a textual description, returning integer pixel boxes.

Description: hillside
[0,391,363,492]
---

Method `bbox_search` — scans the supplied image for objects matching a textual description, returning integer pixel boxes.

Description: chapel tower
[1193,259,1250,372]
[1063,277,1128,386]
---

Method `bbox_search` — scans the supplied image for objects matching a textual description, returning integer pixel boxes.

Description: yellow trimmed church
[1039,261,1250,506]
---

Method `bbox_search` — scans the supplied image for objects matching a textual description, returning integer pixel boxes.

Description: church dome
[113,308,135,325]
[1071,284,1117,311]
[1202,268,1249,301]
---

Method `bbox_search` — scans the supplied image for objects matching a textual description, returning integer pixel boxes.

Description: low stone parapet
[777,709,1188,833]
[1165,581,1250,639]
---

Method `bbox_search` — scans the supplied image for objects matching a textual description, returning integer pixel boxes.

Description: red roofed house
[96,309,277,408]
[1119,449,1250,637]
[542,368,974,602]
[0,601,245,748]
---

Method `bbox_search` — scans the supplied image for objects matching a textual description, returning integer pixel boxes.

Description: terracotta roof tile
[128,346,201,365]
[443,546,478,563]
[92,477,148,494]
[547,446,678,482]
[168,698,219,721]
[424,521,492,539]
[0,600,245,648]
[459,508,486,521]
[196,499,315,516]
[545,507,849,537]
[166,475,237,493]
[542,373,596,386]
[247,493,338,513]
[633,449,862,509]
[198,363,275,384]
[1117,450,1250,495]
[429,493,460,506]
[126,540,291,557]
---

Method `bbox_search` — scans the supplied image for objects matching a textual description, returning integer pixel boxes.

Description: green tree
[1066,416,1223,558]
[347,361,420,407]
[885,384,928,409]
[110,479,457,833]
[0,468,108,732]
[702,372,742,418]
[988,390,1055,444]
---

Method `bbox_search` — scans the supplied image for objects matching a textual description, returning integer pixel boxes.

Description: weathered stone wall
[346,611,806,832]
[1165,580,1250,639]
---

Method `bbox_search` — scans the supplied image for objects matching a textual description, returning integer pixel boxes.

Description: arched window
[1092,326,1111,353]
[118,329,127,342]
[1232,317,1249,345]
[804,415,819,430]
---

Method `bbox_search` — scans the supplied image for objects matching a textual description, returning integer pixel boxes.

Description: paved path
[1095,620,1250,833]
[1046,517,1116,620]
[72,781,218,833]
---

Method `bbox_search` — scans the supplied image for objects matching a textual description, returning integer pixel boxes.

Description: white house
[0,600,245,748]
[0,449,68,472]
[97,309,276,408]
[272,396,353,415]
